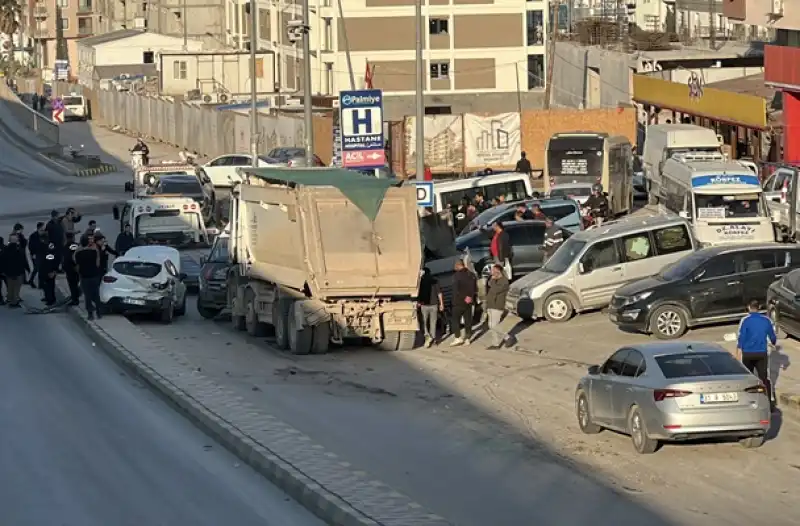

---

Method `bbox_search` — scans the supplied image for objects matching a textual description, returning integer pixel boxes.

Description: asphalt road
[0,124,323,526]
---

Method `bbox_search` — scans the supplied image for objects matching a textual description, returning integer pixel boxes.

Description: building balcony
[78,25,94,36]
[33,28,52,39]
[34,5,48,18]
[77,3,94,14]
[765,44,800,90]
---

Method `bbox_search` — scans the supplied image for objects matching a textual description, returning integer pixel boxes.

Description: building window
[57,0,68,7]
[77,17,92,34]
[60,17,69,30]
[429,18,448,35]
[526,11,543,46]
[143,51,154,63]
[173,60,187,79]
[430,61,449,80]
[323,18,332,51]
[78,0,92,10]
[527,54,544,89]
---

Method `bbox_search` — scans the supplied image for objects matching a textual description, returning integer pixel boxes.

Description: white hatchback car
[100,245,188,323]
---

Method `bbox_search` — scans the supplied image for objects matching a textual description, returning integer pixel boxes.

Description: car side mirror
[578,262,589,274]
[124,182,133,192]
[588,364,600,375]
[678,210,690,219]
[179,272,188,281]
[112,206,120,220]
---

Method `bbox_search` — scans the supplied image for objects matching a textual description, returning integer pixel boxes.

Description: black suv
[608,243,800,339]
[455,220,572,280]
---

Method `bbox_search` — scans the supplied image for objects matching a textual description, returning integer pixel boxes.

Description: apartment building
[632,0,730,38]
[724,0,797,161]
[32,0,100,72]
[96,0,226,49]
[225,0,547,119]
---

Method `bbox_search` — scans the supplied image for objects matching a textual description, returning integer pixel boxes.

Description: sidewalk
[771,338,800,415]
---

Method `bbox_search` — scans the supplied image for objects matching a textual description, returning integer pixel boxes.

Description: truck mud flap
[381,303,418,332]
[294,300,331,329]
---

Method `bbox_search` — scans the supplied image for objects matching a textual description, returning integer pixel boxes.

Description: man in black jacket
[39,236,59,306]
[484,264,513,350]
[543,218,565,261]
[45,210,64,271]
[75,236,104,319]
[28,222,45,287]
[114,224,135,255]
[450,260,478,346]
[63,232,81,305]
[94,234,118,272]
[3,233,29,308]
[515,152,533,176]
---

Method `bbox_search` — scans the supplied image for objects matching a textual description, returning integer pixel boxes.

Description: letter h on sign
[342,108,381,137]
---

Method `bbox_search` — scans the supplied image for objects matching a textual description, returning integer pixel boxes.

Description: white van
[660,153,774,245]
[642,124,722,204]
[505,215,697,322]
[62,93,88,121]
[432,172,533,211]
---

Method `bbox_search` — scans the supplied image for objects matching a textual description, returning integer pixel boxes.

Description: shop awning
[633,74,768,130]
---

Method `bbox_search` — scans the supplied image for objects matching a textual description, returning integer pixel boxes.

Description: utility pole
[336,0,356,90]
[708,0,716,50]
[414,0,424,178]
[543,0,558,109]
[182,0,188,50]
[249,0,259,167]
[302,0,314,165]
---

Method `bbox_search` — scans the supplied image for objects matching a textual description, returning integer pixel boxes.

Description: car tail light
[102,276,117,283]
[745,384,767,394]
[145,206,152,212]
[183,204,189,210]
[190,203,197,210]
[653,389,692,402]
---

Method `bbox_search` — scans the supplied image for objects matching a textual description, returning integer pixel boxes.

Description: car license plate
[700,392,738,404]
[124,298,146,306]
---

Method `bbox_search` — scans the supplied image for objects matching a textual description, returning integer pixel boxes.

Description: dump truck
[227,167,422,354]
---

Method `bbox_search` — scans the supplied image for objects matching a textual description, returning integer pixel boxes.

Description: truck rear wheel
[245,291,269,337]
[311,323,331,354]
[287,310,312,355]
[272,298,291,350]
[378,330,417,352]
[230,284,246,331]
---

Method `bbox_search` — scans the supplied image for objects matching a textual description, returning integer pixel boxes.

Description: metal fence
[94,90,306,159]
[0,80,59,147]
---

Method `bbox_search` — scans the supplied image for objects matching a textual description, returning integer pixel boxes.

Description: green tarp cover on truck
[240,167,401,222]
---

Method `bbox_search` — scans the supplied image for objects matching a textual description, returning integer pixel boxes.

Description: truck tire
[311,323,331,354]
[287,309,313,355]
[272,298,291,350]
[230,285,246,331]
[378,330,417,352]
[245,290,269,337]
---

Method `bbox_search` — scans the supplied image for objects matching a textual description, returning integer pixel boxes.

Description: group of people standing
[0,209,131,319]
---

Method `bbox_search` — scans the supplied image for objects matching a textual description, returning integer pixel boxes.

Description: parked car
[507,215,696,323]
[766,267,800,338]
[546,182,593,206]
[263,147,325,168]
[576,342,770,454]
[100,245,188,323]
[197,229,231,319]
[608,243,800,339]
[456,220,572,280]
[151,174,216,225]
[200,154,273,188]
[461,197,583,235]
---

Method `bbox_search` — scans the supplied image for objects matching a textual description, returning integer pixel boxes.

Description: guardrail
[0,81,59,147]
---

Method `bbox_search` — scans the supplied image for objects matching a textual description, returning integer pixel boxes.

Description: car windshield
[62,96,83,106]
[113,261,162,279]
[266,148,304,162]
[208,237,229,263]
[694,192,764,219]
[656,352,750,379]
[541,237,586,273]
[549,187,592,198]
[136,211,201,234]
[657,253,706,281]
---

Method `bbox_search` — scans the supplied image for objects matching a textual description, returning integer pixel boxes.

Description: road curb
[54,279,452,526]
[74,163,117,177]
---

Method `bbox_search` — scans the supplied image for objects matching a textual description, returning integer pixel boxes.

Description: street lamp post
[249,0,259,167]
[414,0,424,179]
[301,0,315,166]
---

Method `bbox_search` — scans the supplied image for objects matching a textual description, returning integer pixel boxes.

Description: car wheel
[175,294,187,316]
[543,293,574,323]
[160,301,174,324]
[740,435,765,449]
[768,307,788,339]
[197,299,221,320]
[628,406,659,454]
[576,391,602,434]
[650,305,687,340]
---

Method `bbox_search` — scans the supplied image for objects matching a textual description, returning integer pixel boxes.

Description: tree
[0,0,20,38]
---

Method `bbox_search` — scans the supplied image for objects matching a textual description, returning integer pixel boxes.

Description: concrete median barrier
[0,82,60,150]
[74,163,118,177]
[53,278,452,526]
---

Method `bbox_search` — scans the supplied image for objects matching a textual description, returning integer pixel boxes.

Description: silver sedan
[575,342,771,454]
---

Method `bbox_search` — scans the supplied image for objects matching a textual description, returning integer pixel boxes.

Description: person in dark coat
[484,264,513,349]
[94,234,118,273]
[27,222,45,287]
[63,232,81,305]
[39,235,59,306]
[450,260,478,346]
[45,210,64,270]
[2,233,29,307]
[114,224,135,255]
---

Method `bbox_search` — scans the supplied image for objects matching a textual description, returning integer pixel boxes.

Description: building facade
[224,0,547,119]
[32,0,101,72]
[724,0,798,161]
